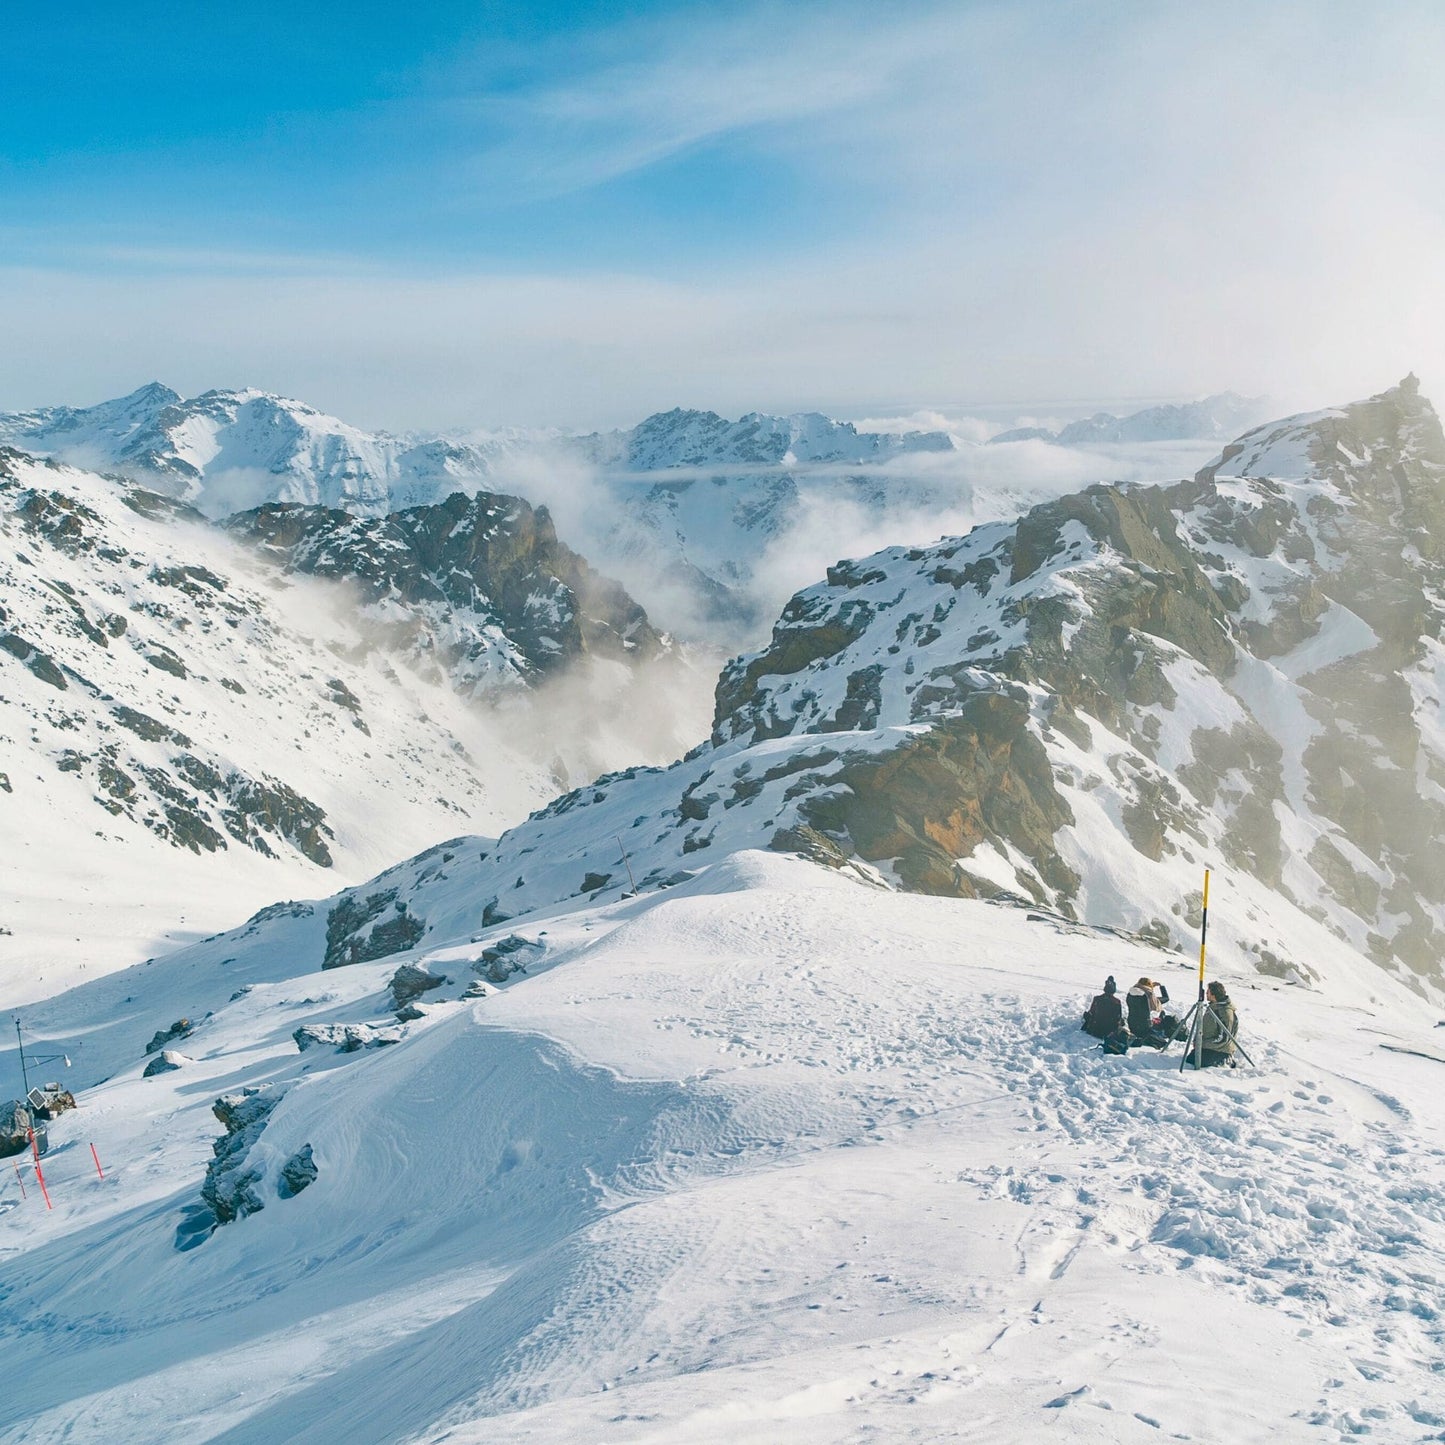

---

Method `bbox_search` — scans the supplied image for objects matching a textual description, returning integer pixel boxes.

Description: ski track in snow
[1,858,1443,1444]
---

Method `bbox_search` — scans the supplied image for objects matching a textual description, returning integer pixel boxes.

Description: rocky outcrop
[294,1022,403,1053]
[475,934,544,984]
[277,1144,317,1199]
[176,1085,282,1250]
[388,962,447,1010]
[143,1049,189,1077]
[0,1102,35,1160]
[797,695,1078,902]
[323,888,426,970]
[228,491,667,687]
[145,1018,195,1054]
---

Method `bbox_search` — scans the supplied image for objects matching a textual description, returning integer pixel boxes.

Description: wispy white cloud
[5,0,1445,426]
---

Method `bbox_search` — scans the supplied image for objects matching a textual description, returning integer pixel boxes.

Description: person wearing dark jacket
[1126,977,1171,1048]
[1082,976,1123,1038]
[1191,981,1238,1068]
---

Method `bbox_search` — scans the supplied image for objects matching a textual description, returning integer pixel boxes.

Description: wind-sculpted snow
[2,854,1442,1442]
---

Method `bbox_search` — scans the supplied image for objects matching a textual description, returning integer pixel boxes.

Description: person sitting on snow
[1082,976,1124,1038]
[1127,977,1174,1049]
[1189,981,1238,1068]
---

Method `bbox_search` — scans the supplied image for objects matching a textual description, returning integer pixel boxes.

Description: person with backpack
[1082,976,1123,1039]
[1126,977,1172,1048]
[1189,981,1238,1068]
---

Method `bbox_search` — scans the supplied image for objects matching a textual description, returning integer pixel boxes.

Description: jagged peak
[121,380,182,406]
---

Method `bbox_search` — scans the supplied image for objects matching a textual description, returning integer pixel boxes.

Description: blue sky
[3,0,879,271]
[3,1,1444,428]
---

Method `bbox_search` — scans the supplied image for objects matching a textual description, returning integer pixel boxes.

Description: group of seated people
[1082,974,1238,1067]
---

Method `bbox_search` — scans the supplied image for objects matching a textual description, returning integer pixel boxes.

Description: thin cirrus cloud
[451,8,923,204]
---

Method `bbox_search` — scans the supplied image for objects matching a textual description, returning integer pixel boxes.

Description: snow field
[1,852,1442,1442]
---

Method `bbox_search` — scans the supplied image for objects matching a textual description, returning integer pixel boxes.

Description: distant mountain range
[989,391,1270,446]
[0,389,972,646]
[0,386,955,515]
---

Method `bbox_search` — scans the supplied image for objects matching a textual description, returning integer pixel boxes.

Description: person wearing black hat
[1081,975,1124,1039]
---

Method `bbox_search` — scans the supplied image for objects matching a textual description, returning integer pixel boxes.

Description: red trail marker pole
[90,1142,104,1179]
[28,1128,52,1210]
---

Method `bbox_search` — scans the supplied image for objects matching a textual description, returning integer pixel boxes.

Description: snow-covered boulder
[144,1018,195,1055]
[176,1084,284,1249]
[142,1049,189,1077]
[293,1022,403,1053]
[0,1102,34,1160]
[388,962,447,1010]
[277,1143,317,1199]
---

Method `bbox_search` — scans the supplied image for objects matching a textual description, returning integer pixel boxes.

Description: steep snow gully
[1,855,1442,1444]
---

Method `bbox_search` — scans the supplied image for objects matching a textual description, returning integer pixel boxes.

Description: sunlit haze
[5,0,1443,428]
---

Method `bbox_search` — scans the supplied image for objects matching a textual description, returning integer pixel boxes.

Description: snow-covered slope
[4,383,1445,1443]
[0,449,572,992]
[2,851,1441,1443]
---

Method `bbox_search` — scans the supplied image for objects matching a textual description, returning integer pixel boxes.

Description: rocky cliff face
[254,379,1444,1001]
[227,490,668,692]
[706,376,1445,989]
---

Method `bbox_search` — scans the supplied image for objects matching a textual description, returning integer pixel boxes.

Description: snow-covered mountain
[0,450,691,990]
[990,391,1269,446]
[580,406,955,469]
[0,383,544,516]
[225,491,669,694]
[0,387,954,520]
[141,376,1442,1002]
[4,380,1445,1442]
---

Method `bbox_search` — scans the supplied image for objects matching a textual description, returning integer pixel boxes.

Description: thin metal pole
[1194,870,1210,1071]
[15,1018,30,1102]
[616,835,638,894]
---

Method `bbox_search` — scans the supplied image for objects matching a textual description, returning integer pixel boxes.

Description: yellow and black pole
[1185,868,1211,1071]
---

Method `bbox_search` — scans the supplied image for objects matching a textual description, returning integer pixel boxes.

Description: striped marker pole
[90,1143,104,1179]
[28,1128,51,1210]
[1193,868,1211,1071]
[12,1159,26,1200]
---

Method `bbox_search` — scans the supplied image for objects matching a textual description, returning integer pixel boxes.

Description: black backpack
[1101,1028,1130,1055]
